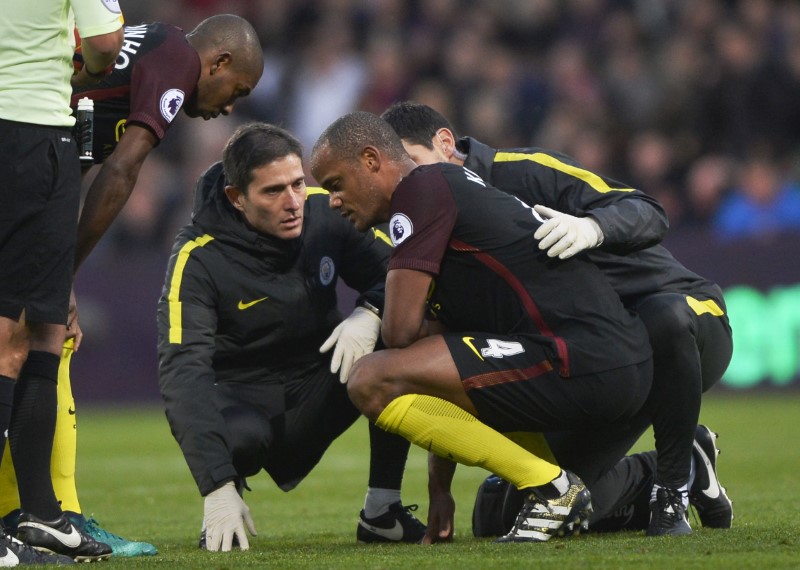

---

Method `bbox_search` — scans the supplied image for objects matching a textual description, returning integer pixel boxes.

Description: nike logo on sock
[358,519,404,541]
[20,521,82,548]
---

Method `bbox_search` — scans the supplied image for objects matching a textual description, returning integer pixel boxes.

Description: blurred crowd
[95,0,800,264]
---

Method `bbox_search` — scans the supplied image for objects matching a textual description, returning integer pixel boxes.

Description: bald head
[311,112,415,231]
[183,14,263,120]
[186,14,263,78]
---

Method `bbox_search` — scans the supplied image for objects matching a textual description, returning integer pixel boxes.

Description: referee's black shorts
[442,332,652,434]
[0,119,81,325]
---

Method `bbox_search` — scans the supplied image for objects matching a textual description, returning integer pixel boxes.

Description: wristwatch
[360,300,381,318]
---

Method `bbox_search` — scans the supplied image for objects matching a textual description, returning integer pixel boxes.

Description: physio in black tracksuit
[157,124,424,551]
[381,102,733,536]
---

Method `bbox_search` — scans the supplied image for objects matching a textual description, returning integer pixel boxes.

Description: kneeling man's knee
[347,352,394,421]
[221,404,273,477]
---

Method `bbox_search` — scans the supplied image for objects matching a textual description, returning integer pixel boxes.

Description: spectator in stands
[714,154,800,239]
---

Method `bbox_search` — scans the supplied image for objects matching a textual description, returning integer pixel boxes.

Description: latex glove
[319,306,381,383]
[203,482,257,552]
[533,205,604,259]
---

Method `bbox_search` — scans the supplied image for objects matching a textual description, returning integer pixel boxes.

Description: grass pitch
[73,393,800,569]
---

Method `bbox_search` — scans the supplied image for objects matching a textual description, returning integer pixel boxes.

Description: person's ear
[436,128,456,157]
[211,52,232,75]
[225,185,245,211]
[362,146,381,173]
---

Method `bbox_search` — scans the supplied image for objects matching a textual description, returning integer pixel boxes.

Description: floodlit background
[73,0,800,403]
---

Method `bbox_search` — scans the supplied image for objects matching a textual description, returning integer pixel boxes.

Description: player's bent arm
[74,124,157,272]
[382,268,432,348]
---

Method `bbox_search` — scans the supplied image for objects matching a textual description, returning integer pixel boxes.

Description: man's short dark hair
[223,123,303,193]
[381,101,459,149]
[311,111,408,168]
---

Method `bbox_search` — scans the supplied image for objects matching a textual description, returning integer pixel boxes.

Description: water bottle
[76,97,94,164]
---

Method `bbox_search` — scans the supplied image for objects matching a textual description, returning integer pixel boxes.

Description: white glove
[533,204,604,259]
[203,481,257,552]
[319,306,381,383]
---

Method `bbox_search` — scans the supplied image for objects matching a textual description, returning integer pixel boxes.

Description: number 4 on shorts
[481,339,524,359]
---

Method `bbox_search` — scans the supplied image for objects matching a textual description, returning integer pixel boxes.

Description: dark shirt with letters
[72,22,200,162]
[387,162,651,378]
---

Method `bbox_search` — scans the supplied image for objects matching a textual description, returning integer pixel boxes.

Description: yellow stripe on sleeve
[373,227,392,246]
[494,152,636,194]
[306,187,329,199]
[686,296,725,317]
[168,234,215,344]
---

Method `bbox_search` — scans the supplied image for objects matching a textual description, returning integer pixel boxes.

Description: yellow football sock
[0,340,81,517]
[0,439,18,517]
[503,431,558,465]
[52,339,80,514]
[376,394,560,489]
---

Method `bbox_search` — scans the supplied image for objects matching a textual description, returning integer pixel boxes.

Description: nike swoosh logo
[0,549,19,565]
[461,336,484,361]
[694,441,721,499]
[20,521,82,548]
[703,480,721,499]
[238,297,268,310]
[358,519,404,541]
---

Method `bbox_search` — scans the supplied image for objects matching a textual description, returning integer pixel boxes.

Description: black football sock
[364,339,413,492]
[367,421,410,491]
[0,375,14,467]
[364,422,410,518]
[9,351,61,520]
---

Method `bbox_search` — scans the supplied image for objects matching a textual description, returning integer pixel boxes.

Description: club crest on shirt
[319,256,335,286]
[160,89,185,123]
[101,0,122,13]
[390,213,413,246]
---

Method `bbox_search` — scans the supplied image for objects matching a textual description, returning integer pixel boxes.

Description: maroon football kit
[387,163,653,433]
[72,22,200,162]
